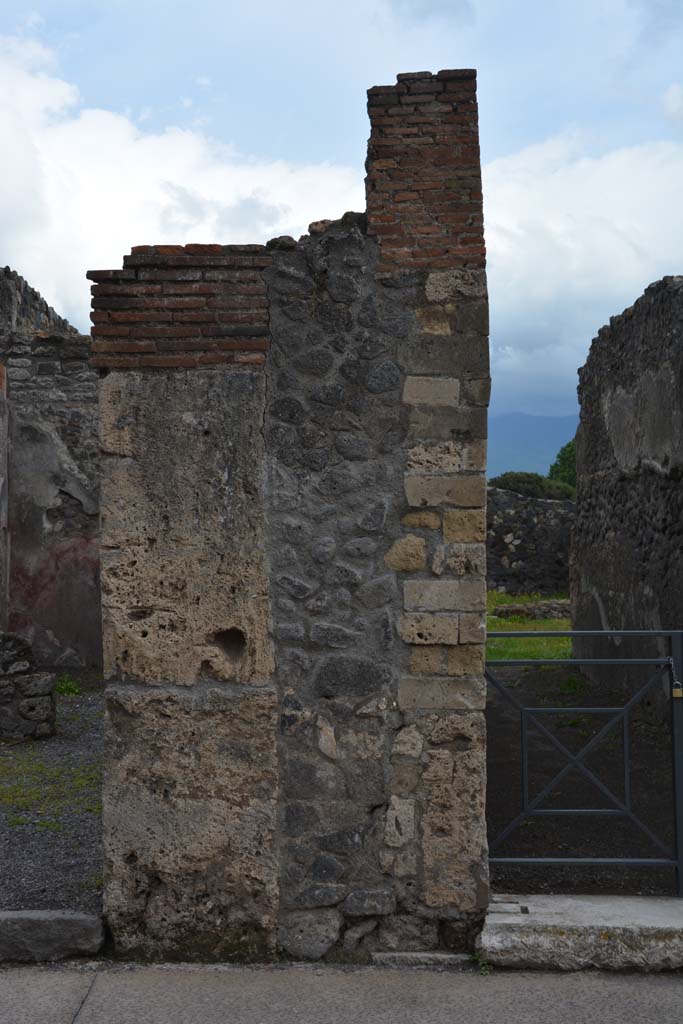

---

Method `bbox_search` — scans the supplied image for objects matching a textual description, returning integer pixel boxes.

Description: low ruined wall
[90,69,490,961]
[0,277,101,667]
[486,487,574,595]
[0,269,101,668]
[0,634,55,740]
[572,277,683,660]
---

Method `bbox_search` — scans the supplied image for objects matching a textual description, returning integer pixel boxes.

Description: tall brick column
[367,70,490,915]
[88,248,279,960]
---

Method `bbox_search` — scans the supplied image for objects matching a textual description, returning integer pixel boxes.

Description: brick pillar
[89,247,279,960]
[367,70,490,918]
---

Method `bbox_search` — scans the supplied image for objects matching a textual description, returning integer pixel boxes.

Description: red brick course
[365,70,485,275]
[88,244,272,369]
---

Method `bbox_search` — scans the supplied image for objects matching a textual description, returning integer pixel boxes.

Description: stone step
[371,952,473,969]
[0,911,104,963]
[478,894,683,971]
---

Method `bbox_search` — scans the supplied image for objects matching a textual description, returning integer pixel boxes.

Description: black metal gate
[486,629,683,896]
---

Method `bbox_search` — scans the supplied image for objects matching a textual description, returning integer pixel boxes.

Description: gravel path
[0,675,103,913]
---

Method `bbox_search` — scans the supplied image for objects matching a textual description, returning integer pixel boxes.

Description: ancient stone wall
[91,68,490,961]
[572,277,683,662]
[0,633,55,740]
[0,269,101,667]
[487,487,574,595]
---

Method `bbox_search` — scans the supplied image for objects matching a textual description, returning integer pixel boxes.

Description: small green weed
[470,951,492,976]
[55,674,82,696]
[559,674,588,694]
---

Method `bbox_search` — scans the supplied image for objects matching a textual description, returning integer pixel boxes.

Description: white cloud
[0,36,364,331]
[484,131,683,412]
[662,82,683,122]
[2,32,682,417]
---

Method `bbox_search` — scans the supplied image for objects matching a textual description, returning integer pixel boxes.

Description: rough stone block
[383,535,427,571]
[402,376,460,406]
[420,714,488,911]
[401,511,441,529]
[404,579,485,612]
[0,911,104,963]
[398,334,489,377]
[384,796,416,847]
[99,370,273,686]
[102,683,279,960]
[407,440,486,473]
[446,645,485,676]
[341,889,396,916]
[400,614,459,645]
[404,473,486,509]
[277,910,342,960]
[443,508,487,543]
[459,613,486,644]
[408,405,488,442]
[432,542,486,577]
[398,676,485,710]
[409,645,446,675]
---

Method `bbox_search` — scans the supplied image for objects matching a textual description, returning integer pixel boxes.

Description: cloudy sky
[1,1,682,415]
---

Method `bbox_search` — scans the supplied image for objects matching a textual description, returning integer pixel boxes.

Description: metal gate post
[671,632,683,897]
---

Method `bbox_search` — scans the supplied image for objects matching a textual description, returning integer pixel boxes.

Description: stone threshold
[478,894,683,971]
[0,911,104,963]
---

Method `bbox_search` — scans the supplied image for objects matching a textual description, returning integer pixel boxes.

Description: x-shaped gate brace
[485,629,683,896]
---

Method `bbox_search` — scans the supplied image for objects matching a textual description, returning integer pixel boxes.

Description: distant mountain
[487,412,578,478]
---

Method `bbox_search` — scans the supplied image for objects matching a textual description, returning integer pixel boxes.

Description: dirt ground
[486,663,678,896]
[0,672,103,913]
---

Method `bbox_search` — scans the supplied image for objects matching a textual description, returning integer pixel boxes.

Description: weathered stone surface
[384,796,415,847]
[99,370,273,686]
[404,474,486,509]
[277,909,343,959]
[402,376,460,407]
[1,279,100,667]
[478,894,683,971]
[383,535,426,572]
[0,911,104,963]
[400,614,459,645]
[401,511,440,530]
[572,278,683,679]
[313,655,395,698]
[342,889,396,916]
[420,713,488,912]
[443,508,486,543]
[398,676,485,711]
[487,487,574,595]
[0,659,55,740]
[103,684,279,960]
[403,580,485,612]
[432,543,486,578]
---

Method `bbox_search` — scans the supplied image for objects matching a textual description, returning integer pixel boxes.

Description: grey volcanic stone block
[0,911,104,962]
[278,909,343,959]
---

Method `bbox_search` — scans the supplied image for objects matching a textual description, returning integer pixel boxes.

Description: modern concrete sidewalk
[1,962,683,1024]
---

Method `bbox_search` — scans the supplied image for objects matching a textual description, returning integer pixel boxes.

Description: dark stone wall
[571,276,683,663]
[486,487,574,595]
[0,270,100,668]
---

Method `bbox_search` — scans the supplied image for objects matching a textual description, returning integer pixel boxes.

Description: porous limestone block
[103,683,279,960]
[419,712,488,911]
[404,474,486,509]
[398,676,485,711]
[99,369,273,686]
[403,579,485,612]
[443,508,487,543]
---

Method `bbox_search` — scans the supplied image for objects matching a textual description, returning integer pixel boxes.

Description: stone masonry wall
[572,277,683,665]
[0,269,101,667]
[91,68,490,962]
[487,486,574,595]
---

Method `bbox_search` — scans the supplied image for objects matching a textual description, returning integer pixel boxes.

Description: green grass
[0,747,101,830]
[487,591,568,613]
[55,674,82,697]
[487,608,572,661]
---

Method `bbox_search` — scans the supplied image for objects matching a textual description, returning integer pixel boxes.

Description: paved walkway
[1,962,683,1024]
